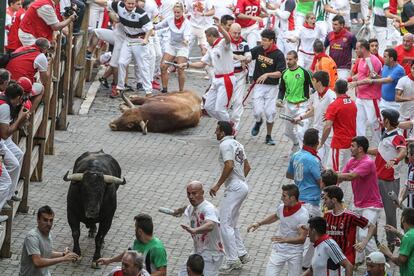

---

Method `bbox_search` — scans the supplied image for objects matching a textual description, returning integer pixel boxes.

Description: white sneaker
[239,254,251,264]
[219,259,242,273]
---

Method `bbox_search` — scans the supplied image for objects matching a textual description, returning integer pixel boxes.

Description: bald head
[187,181,204,206]
[229,23,242,41]
[403,33,414,50]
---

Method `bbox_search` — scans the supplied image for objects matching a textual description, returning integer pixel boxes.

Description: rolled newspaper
[279,113,304,126]
[158,207,175,215]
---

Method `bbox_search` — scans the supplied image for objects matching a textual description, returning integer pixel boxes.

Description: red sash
[215,72,234,107]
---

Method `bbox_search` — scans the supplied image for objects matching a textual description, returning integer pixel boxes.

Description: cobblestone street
[0,70,400,275]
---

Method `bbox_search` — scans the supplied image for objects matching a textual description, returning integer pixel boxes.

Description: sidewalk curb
[79,66,106,115]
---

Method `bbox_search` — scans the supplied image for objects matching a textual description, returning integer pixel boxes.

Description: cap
[99,52,112,65]
[381,108,400,124]
[366,252,390,268]
[17,77,33,94]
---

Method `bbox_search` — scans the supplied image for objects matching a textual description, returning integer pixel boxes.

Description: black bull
[63,150,126,267]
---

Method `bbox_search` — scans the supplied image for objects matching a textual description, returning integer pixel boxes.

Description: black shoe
[85,51,92,60]
[99,77,109,88]
[136,83,143,91]
[265,135,276,145]
[251,120,263,136]
[11,195,21,202]
[125,84,134,92]
[161,88,167,93]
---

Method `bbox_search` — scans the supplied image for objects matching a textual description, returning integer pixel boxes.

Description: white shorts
[165,44,189,58]
[88,6,104,30]
[94,28,115,45]
[190,25,207,47]
[252,83,278,123]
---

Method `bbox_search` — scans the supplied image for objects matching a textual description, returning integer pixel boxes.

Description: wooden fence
[0,2,92,257]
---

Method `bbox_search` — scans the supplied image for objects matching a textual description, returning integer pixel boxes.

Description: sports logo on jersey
[295,73,301,79]
[258,55,273,67]
[235,147,245,164]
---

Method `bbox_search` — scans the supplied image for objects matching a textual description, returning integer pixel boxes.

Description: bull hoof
[73,256,82,264]
[91,261,100,269]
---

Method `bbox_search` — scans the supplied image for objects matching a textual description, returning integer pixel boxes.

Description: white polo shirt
[155,16,191,48]
[308,89,336,135]
[218,136,247,188]
[396,76,414,119]
[202,38,234,75]
[272,204,309,255]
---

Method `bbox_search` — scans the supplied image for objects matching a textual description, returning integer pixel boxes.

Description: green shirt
[297,0,314,15]
[131,237,167,272]
[400,228,414,276]
[279,66,313,103]
[314,0,330,22]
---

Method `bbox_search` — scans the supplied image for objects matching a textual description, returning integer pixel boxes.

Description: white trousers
[109,26,125,68]
[379,99,400,112]
[157,28,170,54]
[353,207,381,263]
[356,98,381,147]
[94,28,115,45]
[265,249,303,276]
[277,34,297,55]
[117,38,152,93]
[178,252,224,276]
[252,84,277,123]
[219,182,249,262]
[1,137,23,200]
[302,203,321,268]
[149,35,162,78]
[284,102,309,146]
[229,72,246,131]
[298,51,314,70]
[88,6,104,30]
[318,136,332,168]
[204,76,235,121]
[328,147,351,172]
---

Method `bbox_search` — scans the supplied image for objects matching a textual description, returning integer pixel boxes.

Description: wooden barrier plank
[30,145,40,179]
[33,105,44,135]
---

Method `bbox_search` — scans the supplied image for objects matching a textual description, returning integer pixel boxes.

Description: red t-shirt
[235,0,261,28]
[395,44,414,75]
[325,95,357,149]
[325,209,369,265]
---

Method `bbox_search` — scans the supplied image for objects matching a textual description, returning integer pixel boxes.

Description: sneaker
[161,88,168,94]
[125,84,134,92]
[239,254,251,264]
[0,215,8,223]
[85,51,92,60]
[110,88,120,98]
[136,83,144,91]
[251,120,263,136]
[99,77,109,88]
[11,195,21,202]
[265,135,276,145]
[145,91,153,97]
[152,80,161,90]
[219,260,242,273]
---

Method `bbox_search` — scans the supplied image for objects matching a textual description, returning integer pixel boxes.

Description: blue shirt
[287,149,322,205]
[381,64,405,101]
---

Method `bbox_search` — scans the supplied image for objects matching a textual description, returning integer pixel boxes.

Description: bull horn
[120,91,135,109]
[63,171,84,182]
[103,175,126,185]
[139,120,148,135]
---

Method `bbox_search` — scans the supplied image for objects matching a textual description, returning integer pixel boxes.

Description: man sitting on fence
[18,0,76,46]
[0,79,30,213]
[6,38,49,111]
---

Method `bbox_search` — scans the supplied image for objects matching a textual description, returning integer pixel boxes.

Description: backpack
[0,49,39,68]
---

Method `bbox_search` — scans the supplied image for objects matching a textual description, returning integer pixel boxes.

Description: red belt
[215,72,234,107]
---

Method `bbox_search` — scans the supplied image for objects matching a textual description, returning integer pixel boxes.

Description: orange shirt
[315,56,338,89]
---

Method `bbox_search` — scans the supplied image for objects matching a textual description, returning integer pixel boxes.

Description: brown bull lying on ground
[109,91,202,134]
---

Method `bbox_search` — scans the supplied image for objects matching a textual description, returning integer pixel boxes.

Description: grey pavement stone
[0,68,400,276]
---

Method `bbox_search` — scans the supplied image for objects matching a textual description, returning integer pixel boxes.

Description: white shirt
[312,237,346,276]
[217,136,247,188]
[308,89,336,134]
[184,0,213,28]
[144,0,160,21]
[273,204,309,254]
[184,200,224,255]
[396,76,414,119]
[298,25,324,53]
[201,39,234,75]
[34,53,48,72]
[159,0,179,19]
[0,104,11,125]
[212,0,235,19]
[155,16,191,47]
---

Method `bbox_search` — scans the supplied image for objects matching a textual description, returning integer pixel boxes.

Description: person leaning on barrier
[19,205,79,276]
[0,81,30,213]
[18,0,77,46]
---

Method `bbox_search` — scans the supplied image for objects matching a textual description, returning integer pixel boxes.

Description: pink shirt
[356,54,382,100]
[342,155,383,208]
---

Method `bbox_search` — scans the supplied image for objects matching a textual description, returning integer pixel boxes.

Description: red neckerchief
[212,37,222,48]
[303,22,315,30]
[313,234,330,247]
[174,16,184,29]
[303,145,321,161]
[318,87,329,99]
[329,28,347,41]
[230,35,243,47]
[154,0,162,7]
[310,52,329,71]
[408,73,414,81]
[283,202,302,217]
[263,43,277,56]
